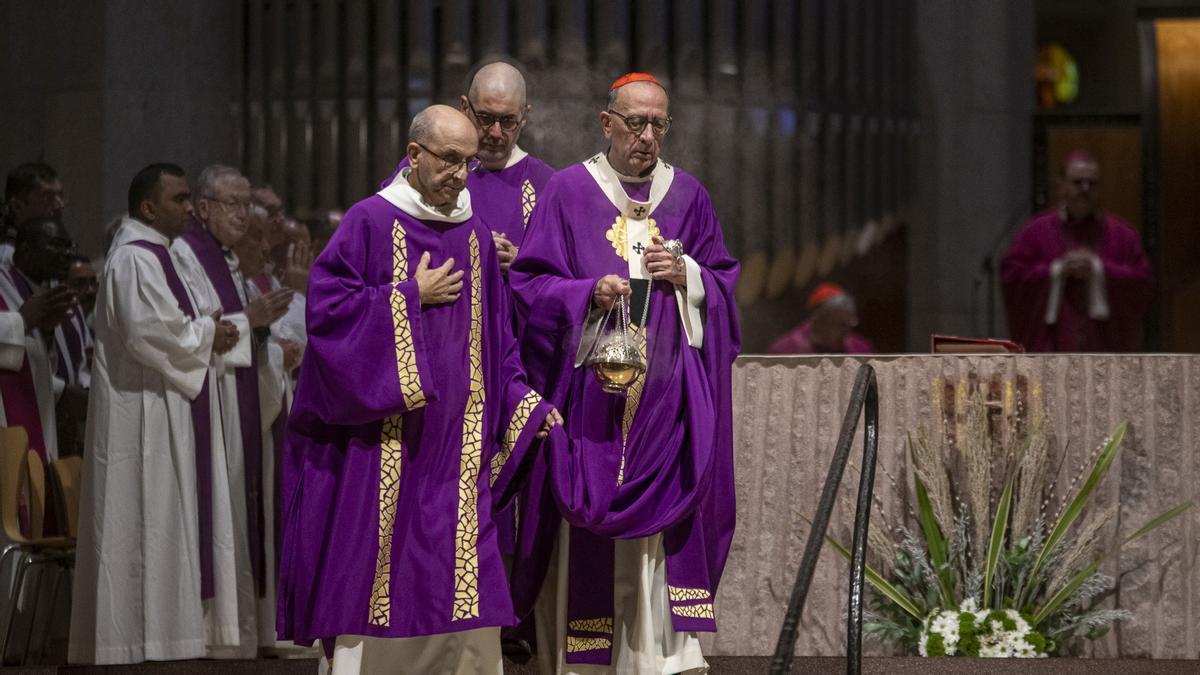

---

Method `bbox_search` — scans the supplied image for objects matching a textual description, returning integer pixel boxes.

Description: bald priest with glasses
[276,104,561,675]
[509,73,741,674]
[381,60,555,280]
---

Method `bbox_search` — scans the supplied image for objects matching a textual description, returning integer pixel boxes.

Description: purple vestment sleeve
[299,213,436,427]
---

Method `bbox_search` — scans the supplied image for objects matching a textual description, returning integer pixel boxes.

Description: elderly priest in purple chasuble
[276,104,561,674]
[507,73,740,674]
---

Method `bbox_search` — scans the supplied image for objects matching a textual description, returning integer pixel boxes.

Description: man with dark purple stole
[508,73,740,674]
[277,105,559,674]
[1001,151,1152,352]
[70,164,241,664]
[172,164,294,657]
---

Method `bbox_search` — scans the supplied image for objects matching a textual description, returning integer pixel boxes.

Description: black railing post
[769,364,881,675]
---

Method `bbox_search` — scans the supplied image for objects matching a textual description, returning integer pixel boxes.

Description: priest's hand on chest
[644,236,686,287]
[593,274,631,312]
[415,251,464,305]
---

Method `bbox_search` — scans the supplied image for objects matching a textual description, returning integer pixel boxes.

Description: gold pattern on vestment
[368,416,404,626]
[566,636,613,653]
[617,329,647,486]
[369,218,423,627]
[671,603,715,619]
[605,215,660,261]
[568,617,614,633]
[668,586,711,602]
[490,389,542,485]
[521,179,536,227]
[453,231,485,621]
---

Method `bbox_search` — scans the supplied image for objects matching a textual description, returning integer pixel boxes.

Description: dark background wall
[19,0,1180,352]
[0,0,242,260]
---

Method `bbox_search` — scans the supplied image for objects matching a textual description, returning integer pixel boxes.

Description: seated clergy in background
[231,205,303,650]
[768,282,875,354]
[508,72,740,674]
[277,105,560,675]
[172,165,294,657]
[1000,150,1151,352]
[0,218,76,467]
[55,254,98,457]
[70,164,241,664]
[1,162,66,265]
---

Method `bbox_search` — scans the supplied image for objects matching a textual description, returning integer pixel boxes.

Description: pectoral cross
[632,205,647,218]
[632,242,646,255]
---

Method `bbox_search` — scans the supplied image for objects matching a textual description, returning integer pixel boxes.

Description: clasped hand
[1060,248,1096,281]
[643,235,686,286]
[210,309,240,355]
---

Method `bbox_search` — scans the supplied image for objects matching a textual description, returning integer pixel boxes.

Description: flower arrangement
[828,378,1193,657]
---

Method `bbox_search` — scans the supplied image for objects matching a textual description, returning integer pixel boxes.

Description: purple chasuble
[383,155,554,563]
[180,218,267,596]
[276,193,552,644]
[125,239,216,600]
[508,161,741,665]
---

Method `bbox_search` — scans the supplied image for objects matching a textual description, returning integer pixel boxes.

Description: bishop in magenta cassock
[70,164,242,664]
[1001,151,1152,352]
[277,105,558,675]
[508,73,740,674]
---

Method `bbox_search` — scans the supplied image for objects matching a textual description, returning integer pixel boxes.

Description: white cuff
[1044,259,1064,325]
[0,311,27,371]
[674,255,706,349]
[222,313,253,368]
[1087,255,1110,320]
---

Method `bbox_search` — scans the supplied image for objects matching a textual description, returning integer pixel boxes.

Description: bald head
[468,62,527,108]
[409,104,477,147]
[405,105,478,210]
[461,61,532,170]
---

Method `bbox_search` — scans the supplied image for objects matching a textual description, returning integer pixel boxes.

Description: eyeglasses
[416,142,482,173]
[466,99,523,132]
[607,109,672,137]
[205,197,251,215]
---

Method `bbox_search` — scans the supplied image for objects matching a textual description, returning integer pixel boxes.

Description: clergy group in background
[0,51,1155,675]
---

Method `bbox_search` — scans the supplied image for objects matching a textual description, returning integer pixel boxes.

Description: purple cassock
[508,154,740,665]
[1000,209,1151,352]
[384,150,554,560]
[276,175,553,646]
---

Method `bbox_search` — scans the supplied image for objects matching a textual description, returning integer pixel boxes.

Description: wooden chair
[49,457,81,540]
[0,429,72,664]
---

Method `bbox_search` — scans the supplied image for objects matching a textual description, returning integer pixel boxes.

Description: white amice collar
[377,167,473,223]
[504,145,529,169]
[583,151,674,219]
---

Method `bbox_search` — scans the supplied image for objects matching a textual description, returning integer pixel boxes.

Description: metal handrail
[769,363,880,675]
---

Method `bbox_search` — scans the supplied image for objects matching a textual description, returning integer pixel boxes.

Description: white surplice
[0,264,60,463]
[68,218,225,664]
[170,233,258,657]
